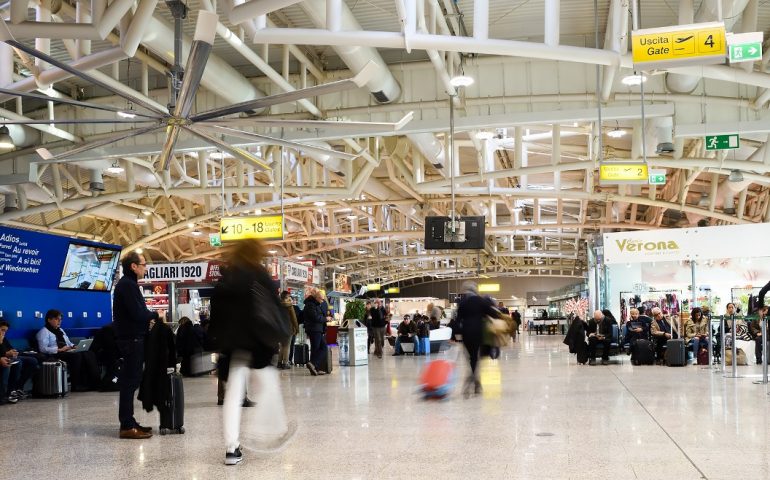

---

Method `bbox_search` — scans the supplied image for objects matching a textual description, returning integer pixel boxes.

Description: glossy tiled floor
[4,335,770,480]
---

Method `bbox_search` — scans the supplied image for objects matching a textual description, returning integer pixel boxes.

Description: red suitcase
[419,359,455,399]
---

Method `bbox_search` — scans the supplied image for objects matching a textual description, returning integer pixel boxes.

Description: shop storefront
[140,261,223,327]
[604,223,770,364]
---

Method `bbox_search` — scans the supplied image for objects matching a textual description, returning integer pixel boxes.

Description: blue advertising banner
[0,225,122,342]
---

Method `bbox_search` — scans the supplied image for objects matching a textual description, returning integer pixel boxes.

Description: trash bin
[338,319,368,366]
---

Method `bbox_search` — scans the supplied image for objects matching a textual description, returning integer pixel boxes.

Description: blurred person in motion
[210,239,295,466]
[457,281,499,397]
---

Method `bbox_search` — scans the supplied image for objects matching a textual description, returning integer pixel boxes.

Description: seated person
[176,316,205,376]
[685,307,709,359]
[429,316,440,331]
[415,315,431,355]
[0,320,39,402]
[36,309,100,391]
[587,310,613,365]
[392,315,417,356]
[750,306,768,364]
[624,308,647,351]
[650,307,677,363]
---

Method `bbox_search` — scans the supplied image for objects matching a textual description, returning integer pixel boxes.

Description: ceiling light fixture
[346,214,357,220]
[142,209,152,216]
[449,75,474,87]
[254,208,262,216]
[728,169,744,182]
[187,222,195,228]
[314,201,326,206]
[136,247,143,254]
[357,248,368,254]
[268,249,278,254]
[191,230,202,236]
[621,73,647,86]
[607,128,626,138]
[116,101,137,119]
[0,126,14,149]
[105,161,124,174]
[697,192,710,207]
[338,266,347,270]
[134,214,147,224]
[296,256,304,260]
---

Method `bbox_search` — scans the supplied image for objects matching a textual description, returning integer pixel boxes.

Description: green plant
[343,300,366,321]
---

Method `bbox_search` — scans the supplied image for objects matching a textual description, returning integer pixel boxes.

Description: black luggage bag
[666,338,686,366]
[159,372,185,435]
[323,347,333,374]
[631,339,655,365]
[293,344,309,366]
[34,361,69,397]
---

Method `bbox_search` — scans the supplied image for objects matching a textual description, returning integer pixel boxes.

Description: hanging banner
[603,223,770,264]
[333,272,352,294]
[284,261,311,283]
[142,262,210,282]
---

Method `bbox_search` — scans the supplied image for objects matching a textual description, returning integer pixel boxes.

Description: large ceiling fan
[0,11,412,172]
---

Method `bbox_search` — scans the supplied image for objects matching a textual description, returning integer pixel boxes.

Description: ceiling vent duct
[89,169,105,192]
[655,117,674,154]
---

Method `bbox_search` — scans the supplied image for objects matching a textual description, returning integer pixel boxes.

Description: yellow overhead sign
[599,162,649,185]
[632,22,726,68]
[220,215,284,241]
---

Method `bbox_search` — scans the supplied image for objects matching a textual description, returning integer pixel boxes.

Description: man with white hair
[587,310,614,365]
[457,281,499,396]
[650,307,675,364]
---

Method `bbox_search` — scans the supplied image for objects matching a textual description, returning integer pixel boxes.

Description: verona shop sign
[604,223,770,264]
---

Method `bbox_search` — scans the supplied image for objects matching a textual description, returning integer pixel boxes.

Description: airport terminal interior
[2,0,770,478]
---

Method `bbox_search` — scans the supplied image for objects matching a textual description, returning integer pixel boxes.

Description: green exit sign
[648,174,666,185]
[209,233,222,247]
[705,134,740,151]
[729,42,762,63]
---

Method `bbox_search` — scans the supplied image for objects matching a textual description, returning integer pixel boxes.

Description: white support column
[552,124,561,192]
[282,45,290,81]
[327,0,342,31]
[473,0,488,40]
[544,0,560,46]
[0,44,12,87]
[35,6,51,70]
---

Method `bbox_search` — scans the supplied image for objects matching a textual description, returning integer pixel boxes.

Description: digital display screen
[58,243,121,292]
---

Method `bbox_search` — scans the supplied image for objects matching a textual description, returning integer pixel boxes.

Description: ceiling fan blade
[0,87,163,119]
[209,111,415,133]
[191,61,379,122]
[2,40,164,116]
[34,124,161,163]
[172,10,218,118]
[198,124,358,160]
[0,119,158,125]
[184,126,272,171]
[157,124,183,171]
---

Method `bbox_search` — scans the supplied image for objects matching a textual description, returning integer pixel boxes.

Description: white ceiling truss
[1,0,770,287]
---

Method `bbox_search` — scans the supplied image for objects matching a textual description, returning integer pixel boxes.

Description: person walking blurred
[303,289,328,375]
[457,281,498,397]
[210,239,295,466]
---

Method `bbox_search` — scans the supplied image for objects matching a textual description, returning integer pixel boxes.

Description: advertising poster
[333,272,352,294]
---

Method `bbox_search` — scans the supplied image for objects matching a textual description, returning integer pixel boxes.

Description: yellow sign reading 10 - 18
[632,22,726,69]
[220,215,284,241]
[599,162,649,185]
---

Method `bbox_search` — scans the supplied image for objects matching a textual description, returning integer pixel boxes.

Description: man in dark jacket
[370,300,387,358]
[393,315,417,356]
[587,310,614,365]
[457,281,499,396]
[113,250,161,439]
[303,289,328,376]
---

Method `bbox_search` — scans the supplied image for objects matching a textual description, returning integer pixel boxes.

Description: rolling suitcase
[419,359,456,399]
[34,361,69,397]
[631,339,655,365]
[666,338,686,366]
[159,372,185,435]
[293,344,309,366]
